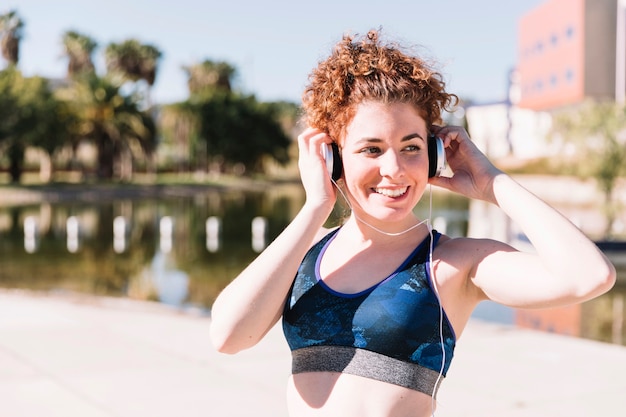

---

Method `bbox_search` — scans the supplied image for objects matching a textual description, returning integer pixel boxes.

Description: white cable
[427,183,445,417]
[331,179,446,415]
[330,178,427,236]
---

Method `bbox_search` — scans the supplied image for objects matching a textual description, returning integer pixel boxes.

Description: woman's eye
[360,147,381,155]
[404,145,421,153]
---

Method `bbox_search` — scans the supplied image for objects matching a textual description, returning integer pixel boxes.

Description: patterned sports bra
[282,228,456,397]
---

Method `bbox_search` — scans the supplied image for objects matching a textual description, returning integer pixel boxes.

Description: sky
[6,0,546,106]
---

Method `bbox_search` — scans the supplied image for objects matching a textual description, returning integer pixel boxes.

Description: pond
[0,183,624,346]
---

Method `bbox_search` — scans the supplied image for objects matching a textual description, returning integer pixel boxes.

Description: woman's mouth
[372,187,408,198]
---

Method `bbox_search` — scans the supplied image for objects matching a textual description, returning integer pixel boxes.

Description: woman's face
[340,101,430,226]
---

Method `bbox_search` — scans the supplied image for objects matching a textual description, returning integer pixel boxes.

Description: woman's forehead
[342,101,428,140]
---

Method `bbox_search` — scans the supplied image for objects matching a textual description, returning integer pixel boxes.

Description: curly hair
[302,29,458,142]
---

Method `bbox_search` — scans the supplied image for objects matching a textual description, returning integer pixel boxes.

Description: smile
[373,187,408,197]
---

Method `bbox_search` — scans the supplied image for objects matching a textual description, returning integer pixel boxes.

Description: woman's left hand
[428,125,503,204]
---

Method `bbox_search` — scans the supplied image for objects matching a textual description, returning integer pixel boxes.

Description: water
[0,185,301,310]
[0,184,624,346]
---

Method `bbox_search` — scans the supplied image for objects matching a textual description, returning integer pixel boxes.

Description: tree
[162,59,237,173]
[552,100,626,238]
[158,101,201,172]
[0,67,69,182]
[62,30,97,77]
[196,91,291,173]
[0,9,23,66]
[183,60,236,97]
[0,68,18,137]
[161,59,293,175]
[105,39,162,108]
[56,73,156,180]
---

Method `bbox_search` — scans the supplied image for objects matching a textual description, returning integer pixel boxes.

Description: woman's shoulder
[311,226,340,247]
[434,233,504,261]
[435,232,504,249]
[434,233,517,281]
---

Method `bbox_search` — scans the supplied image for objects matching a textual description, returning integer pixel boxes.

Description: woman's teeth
[374,187,408,197]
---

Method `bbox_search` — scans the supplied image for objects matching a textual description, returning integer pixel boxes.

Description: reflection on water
[0,185,303,311]
[0,185,623,346]
[149,251,189,306]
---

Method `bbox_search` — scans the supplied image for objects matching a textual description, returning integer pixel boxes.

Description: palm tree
[183,60,236,97]
[105,39,162,107]
[62,30,97,77]
[158,102,200,172]
[0,9,23,66]
[56,74,156,180]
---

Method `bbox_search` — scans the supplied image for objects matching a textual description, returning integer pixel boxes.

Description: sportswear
[282,228,456,396]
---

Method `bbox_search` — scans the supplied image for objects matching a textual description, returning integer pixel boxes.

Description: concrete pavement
[1,289,625,417]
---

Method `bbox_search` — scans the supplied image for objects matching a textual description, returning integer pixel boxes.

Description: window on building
[565,25,575,40]
[536,40,544,53]
[551,33,559,47]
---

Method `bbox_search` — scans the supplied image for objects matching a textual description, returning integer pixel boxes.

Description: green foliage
[105,39,162,86]
[551,100,626,237]
[160,66,298,175]
[183,60,236,97]
[195,91,292,173]
[56,73,156,179]
[62,30,97,76]
[176,59,297,174]
[0,68,19,140]
[552,101,626,193]
[0,67,70,181]
[0,9,24,65]
[157,101,201,171]
[269,100,301,130]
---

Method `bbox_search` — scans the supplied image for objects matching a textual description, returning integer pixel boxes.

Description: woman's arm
[209,205,330,353]
[209,128,337,354]
[469,174,614,307]
[431,126,616,308]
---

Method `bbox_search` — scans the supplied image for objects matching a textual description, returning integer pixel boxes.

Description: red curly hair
[302,29,458,142]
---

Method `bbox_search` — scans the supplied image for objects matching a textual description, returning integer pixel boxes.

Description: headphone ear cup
[428,135,437,178]
[330,142,343,181]
[428,135,446,178]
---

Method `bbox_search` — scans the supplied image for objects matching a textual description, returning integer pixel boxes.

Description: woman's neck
[346,212,429,239]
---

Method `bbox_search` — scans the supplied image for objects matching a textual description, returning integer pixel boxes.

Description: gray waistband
[291,346,444,397]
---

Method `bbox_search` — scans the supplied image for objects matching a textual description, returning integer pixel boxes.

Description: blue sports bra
[282,228,456,397]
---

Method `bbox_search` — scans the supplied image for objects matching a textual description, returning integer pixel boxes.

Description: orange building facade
[517,0,618,110]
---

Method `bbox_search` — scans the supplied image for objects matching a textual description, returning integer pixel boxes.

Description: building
[467,0,623,162]
[517,0,618,110]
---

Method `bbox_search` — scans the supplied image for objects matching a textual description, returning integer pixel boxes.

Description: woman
[209,30,616,417]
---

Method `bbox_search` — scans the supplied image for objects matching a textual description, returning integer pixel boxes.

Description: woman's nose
[378,150,404,177]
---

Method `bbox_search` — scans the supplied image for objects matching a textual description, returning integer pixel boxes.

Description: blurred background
[0,0,625,347]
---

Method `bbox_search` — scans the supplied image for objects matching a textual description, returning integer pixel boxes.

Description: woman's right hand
[211,128,340,354]
[297,127,338,212]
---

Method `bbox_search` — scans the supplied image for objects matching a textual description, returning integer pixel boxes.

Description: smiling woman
[337,101,431,234]
[209,29,616,417]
